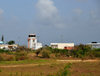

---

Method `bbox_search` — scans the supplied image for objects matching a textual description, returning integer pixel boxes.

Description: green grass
[0,69,2,72]
[0,63,65,76]
[0,59,52,65]
[56,63,71,76]
[0,59,100,76]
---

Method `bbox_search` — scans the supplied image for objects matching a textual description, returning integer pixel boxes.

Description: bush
[16,46,31,52]
[55,53,61,58]
[94,51,100,57]
[0,69,2,72]
[56,63,71,76]
[15,51,28,60]
[41,49,51,58]
[0,53,15,61]
[35,49,42,57]
[0,49,9,53]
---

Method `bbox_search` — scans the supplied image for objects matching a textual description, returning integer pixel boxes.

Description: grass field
[0,59,100,76]
[70,62,100,76]
[0,59,53,65]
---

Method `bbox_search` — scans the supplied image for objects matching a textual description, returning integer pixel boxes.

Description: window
[33,40,35,42]
[29,35,36,37]
[51,45,58,48]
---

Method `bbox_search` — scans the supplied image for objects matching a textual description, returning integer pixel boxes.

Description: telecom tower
[28,34,42,50]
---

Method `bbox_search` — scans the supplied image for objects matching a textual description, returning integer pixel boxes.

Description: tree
[7,40,15,45]
[41,49,51,58]
[1,35,4,42]
[35,49,42,57]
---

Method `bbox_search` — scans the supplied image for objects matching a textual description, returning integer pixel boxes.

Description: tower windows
[29,35,36,37]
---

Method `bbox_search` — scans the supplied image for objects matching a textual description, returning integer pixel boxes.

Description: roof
[51,43,74,45]
[0,41,4,44]
[50,43,74,47]
[87,43,100,45]
[29,34,36,35]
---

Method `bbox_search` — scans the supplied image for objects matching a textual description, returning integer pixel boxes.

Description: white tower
[28,34,37,50]
[28,34,42,50]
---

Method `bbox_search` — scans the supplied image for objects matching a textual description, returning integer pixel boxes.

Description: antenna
[17,36,20,45]
[60,34,64,43]
[37,36,40,42]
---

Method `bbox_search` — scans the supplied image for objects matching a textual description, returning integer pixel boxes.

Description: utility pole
[37,36,40,42]
[17,36,20,45]
[60,34,64,43]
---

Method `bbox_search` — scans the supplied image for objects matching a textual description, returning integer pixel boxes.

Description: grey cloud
[76,0,88,2]
[36,0,58,20]
[36,0,65,28]
[73,8,83,16]
[0,8,3,15]
[90,10,100,25]
[0,8,4,20]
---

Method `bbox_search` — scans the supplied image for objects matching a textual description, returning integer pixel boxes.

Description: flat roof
[29,34,36,35]
[0,41,4,44]
[51,43,74,45]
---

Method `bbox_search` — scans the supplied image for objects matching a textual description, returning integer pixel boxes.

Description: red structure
[64,47,74,50]
[28,38,30,48]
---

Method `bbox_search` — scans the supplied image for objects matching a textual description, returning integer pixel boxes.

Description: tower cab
[28,34,42,50]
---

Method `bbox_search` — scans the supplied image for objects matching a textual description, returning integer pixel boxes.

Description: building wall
[0,45,8,49]
[36,43,42,49]
[0,41,4,44]
[28,34,42,50]
[0,44,18,50]
[50,43,74,50]
[87,43,100,49]
[64,47,74,50]
[58,43,74,49]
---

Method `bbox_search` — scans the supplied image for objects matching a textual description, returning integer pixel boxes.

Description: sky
[0,0,100,45]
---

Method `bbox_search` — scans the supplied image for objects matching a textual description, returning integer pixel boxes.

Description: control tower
[28,34,42,50]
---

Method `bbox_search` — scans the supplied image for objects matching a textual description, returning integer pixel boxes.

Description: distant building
[0,35,18,50]
[0,44,18,50]
[87,42,100,49]
[50,43,74,50]
[28,34,42,50]
[0,41,4,45]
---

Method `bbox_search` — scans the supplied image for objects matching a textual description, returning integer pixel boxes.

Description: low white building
[28,34,42,50]
[50,43,74,50]
[87,42,100,49]
[0,41,4,45]
[0,44,18,50]
[36,43,42,49]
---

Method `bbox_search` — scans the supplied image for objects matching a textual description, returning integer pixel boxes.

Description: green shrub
[94,51,100,57]
[55,53,61,57]
[56,63,71,76]
[41,49,51,58]
[35,49,42,57]
[0,53,15,61]
[15,51,28,61]
[0,49,9,53]
[0,69,2,72]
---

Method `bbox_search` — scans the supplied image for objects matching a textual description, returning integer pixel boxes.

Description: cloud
[0,8,4,15]
[73,8,83,15]
[0,8,4,21]
[90,10,100,24]
[36,0,64,28]
[90,10,96,18]
[76,0,88,2]
[36,0,58,19]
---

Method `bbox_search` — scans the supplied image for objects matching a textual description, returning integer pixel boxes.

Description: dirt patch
[0,63,65,76]
[70,62,100,76]
[57,59,100,63]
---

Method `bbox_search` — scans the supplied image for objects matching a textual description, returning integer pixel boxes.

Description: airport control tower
[28,34,42,50]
